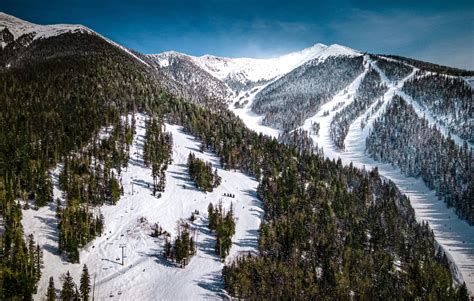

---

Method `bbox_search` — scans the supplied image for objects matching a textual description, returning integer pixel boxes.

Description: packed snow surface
[22,113,262,300]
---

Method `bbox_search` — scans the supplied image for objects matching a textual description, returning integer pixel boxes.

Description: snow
[191,43,360,83]
[465,77,474,89]
[190,43,329,83]
[298,59,369,157]
[351,58,417,144]
[226,44,361,139]
[396,90,472,149]
[22,113,262,300]
[0,12,92,45]
[230,85,282,139]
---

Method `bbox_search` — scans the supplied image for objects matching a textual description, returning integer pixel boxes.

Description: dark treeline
[402,72,473,143]
[252,56,364,131]
[382,55,474,77]
[330,67,387,149]
[0,232,42,298]
[163,221,196,268]
[367,95,473,225]
[278,128,320,154]
[143,116,173,195]
[46,264,91,301]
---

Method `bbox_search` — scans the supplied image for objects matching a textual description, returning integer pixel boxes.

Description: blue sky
[2,0,473,69]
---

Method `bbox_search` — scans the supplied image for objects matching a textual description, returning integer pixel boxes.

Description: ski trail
[343,61,417,150]
[396,90,472,149]
[230,84,281,138]
[296,58,474,293]
[340,64,474,293]
[299,58,370,158]
[371,58,470,149]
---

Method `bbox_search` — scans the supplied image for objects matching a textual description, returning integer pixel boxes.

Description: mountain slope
[0,12,149,69]
[147,37,473,292]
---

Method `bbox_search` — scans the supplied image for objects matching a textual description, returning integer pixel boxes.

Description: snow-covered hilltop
[159,43,359,84]
[0,12,149,68]
[0,12,92,47]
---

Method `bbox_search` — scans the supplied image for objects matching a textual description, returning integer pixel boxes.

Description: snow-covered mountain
[145,35,474,293]
[0,12,150,69]
[1,12,473,298]
[0,12,93,47]
[144,43,360,104]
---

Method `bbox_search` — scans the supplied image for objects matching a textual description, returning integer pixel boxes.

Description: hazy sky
[2,0,473,69]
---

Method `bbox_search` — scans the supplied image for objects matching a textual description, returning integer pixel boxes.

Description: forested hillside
[163,100,469,300]
[252,56,364,130]
[402,72,473,143]
[366,96,473,225]
[373,56,413,82]
[330,67,387,149]
[0,30,164,299]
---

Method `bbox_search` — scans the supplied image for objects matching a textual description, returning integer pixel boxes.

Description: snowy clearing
[22,113,262,300]
[230,85,282,138]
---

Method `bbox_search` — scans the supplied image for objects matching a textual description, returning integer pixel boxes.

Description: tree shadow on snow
[195,271,229,300]
[234,229,259,250]
[140,249,180,269]
[131,178,153,191]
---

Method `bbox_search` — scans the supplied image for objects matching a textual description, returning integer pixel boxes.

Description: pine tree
[61,271,76,301]
[208,203,215,231]
[109,175,121,205]
[213,168,221,188]
[35,244,43,281]
[46,276,56,301]
[79,265,90,301]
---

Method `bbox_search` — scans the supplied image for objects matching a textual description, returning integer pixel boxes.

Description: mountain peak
[323,43,360,57]
[0,11,92,44]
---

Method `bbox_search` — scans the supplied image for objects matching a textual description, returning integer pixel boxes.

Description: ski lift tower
[119,244,126,266]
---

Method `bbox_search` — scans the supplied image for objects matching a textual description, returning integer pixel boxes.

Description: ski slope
[230,84,282,138]
[22,113,262,300]
[233,57,474,293]
[306,61,474,293]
